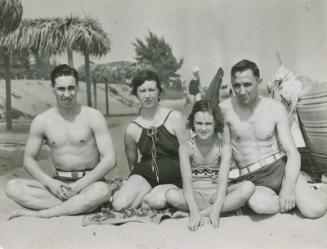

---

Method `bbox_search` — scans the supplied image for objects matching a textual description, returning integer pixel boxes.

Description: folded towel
[82,207,175,226]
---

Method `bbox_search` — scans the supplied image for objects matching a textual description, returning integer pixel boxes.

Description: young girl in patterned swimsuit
[112,70,190,211]
[166,100,255,230]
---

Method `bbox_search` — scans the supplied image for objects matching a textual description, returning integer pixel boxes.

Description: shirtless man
[5,64,116,219]
[220,59,327,218]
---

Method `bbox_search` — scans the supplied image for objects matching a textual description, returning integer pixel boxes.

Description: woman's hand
[209,208,221,228]
[188,211,204,231]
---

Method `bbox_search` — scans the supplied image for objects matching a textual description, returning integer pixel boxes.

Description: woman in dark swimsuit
[112,70,190,211]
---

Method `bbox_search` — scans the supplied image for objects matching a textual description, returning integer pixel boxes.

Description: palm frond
[0,14,111,58]
[62,15,110,57]
[0,0,23,34]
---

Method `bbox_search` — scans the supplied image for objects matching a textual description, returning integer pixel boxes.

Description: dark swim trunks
[53,171,106,183]
[230,157,286,193]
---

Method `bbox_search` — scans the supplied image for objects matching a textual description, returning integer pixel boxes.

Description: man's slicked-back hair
[188,100,224,133]
[231,59,260,79]
[50,64,79,87]
[131,69,163,96]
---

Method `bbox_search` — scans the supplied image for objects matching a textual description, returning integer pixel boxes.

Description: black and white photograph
[0,0,327,248]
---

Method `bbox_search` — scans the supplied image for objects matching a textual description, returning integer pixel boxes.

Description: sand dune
[0,80,140,118]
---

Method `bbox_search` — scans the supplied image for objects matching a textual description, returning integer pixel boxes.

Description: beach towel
[82,207,175,226]
[82,177,176,226]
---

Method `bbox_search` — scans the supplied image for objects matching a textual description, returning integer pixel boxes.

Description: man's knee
[299,199,327,219]
[5,178,25,200]
[239,181,255,200]
[248,190,279,214]
[248,194,269,214]
[84,182,111,204]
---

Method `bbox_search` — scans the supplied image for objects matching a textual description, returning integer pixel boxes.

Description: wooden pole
[4,52,12,130]
[84,51,92,107]
[93,79,97,109]
[105,81,109,116]
[67,49,74,67]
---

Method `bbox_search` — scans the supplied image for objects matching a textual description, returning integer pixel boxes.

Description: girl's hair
[188,100,224,132]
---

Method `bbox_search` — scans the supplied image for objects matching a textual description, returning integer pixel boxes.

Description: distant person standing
[182,80,191,108]
[189,65,202,103]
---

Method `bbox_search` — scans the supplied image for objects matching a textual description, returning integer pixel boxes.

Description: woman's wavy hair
[131,69,163,98]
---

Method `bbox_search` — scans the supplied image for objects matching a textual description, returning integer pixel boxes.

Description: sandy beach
[0,99,326,249]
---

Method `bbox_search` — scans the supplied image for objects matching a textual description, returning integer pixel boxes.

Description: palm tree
[0,0,23,35]
[0,18,67,130]
[60,15,111,107]
[1,15,110,130]
[0,0,23,130]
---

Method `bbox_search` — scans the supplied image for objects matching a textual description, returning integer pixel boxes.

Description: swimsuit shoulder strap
[190,135,198,165]
[131,121,144,129]
[162,110,175,125]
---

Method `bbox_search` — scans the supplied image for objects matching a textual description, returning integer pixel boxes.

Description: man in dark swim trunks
[220,59,327,218]
[5,65,116,219]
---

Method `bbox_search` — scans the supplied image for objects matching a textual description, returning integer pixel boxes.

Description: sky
[22,0,327,86]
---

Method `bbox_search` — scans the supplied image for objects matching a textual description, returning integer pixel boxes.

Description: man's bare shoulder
[82,106,105,119]
[29,108,56,133]
[32,108,56,124]
[261,97,285,111]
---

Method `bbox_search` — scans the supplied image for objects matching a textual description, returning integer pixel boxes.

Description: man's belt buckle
[71,171,84,178]
[57,171,85,179]
[240,152,284,176]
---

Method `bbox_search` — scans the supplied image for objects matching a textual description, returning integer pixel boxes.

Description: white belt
[239,152,285,176]
[56,170,90,179]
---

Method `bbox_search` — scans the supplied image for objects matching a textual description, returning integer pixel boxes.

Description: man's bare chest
[227,111,276,141]
[44,119,93,148]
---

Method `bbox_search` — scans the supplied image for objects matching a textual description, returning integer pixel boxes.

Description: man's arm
[274,101,301,212]
[72,110,116,192]
[24,115,68,200]
[171,111,203,231]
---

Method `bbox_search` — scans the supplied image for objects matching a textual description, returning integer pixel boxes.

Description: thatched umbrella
[1,15,110,130]
[0,0,23,35]
[61,15,110,107]
[0,18,66,130]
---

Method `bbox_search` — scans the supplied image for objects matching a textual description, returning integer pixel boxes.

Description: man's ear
[257,78,263,84]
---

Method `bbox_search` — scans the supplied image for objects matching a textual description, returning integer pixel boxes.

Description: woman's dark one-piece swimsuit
[130,110,182,188]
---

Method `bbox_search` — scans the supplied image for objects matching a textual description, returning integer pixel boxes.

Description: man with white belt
[5,64,116,219]
[220,59,327,218]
